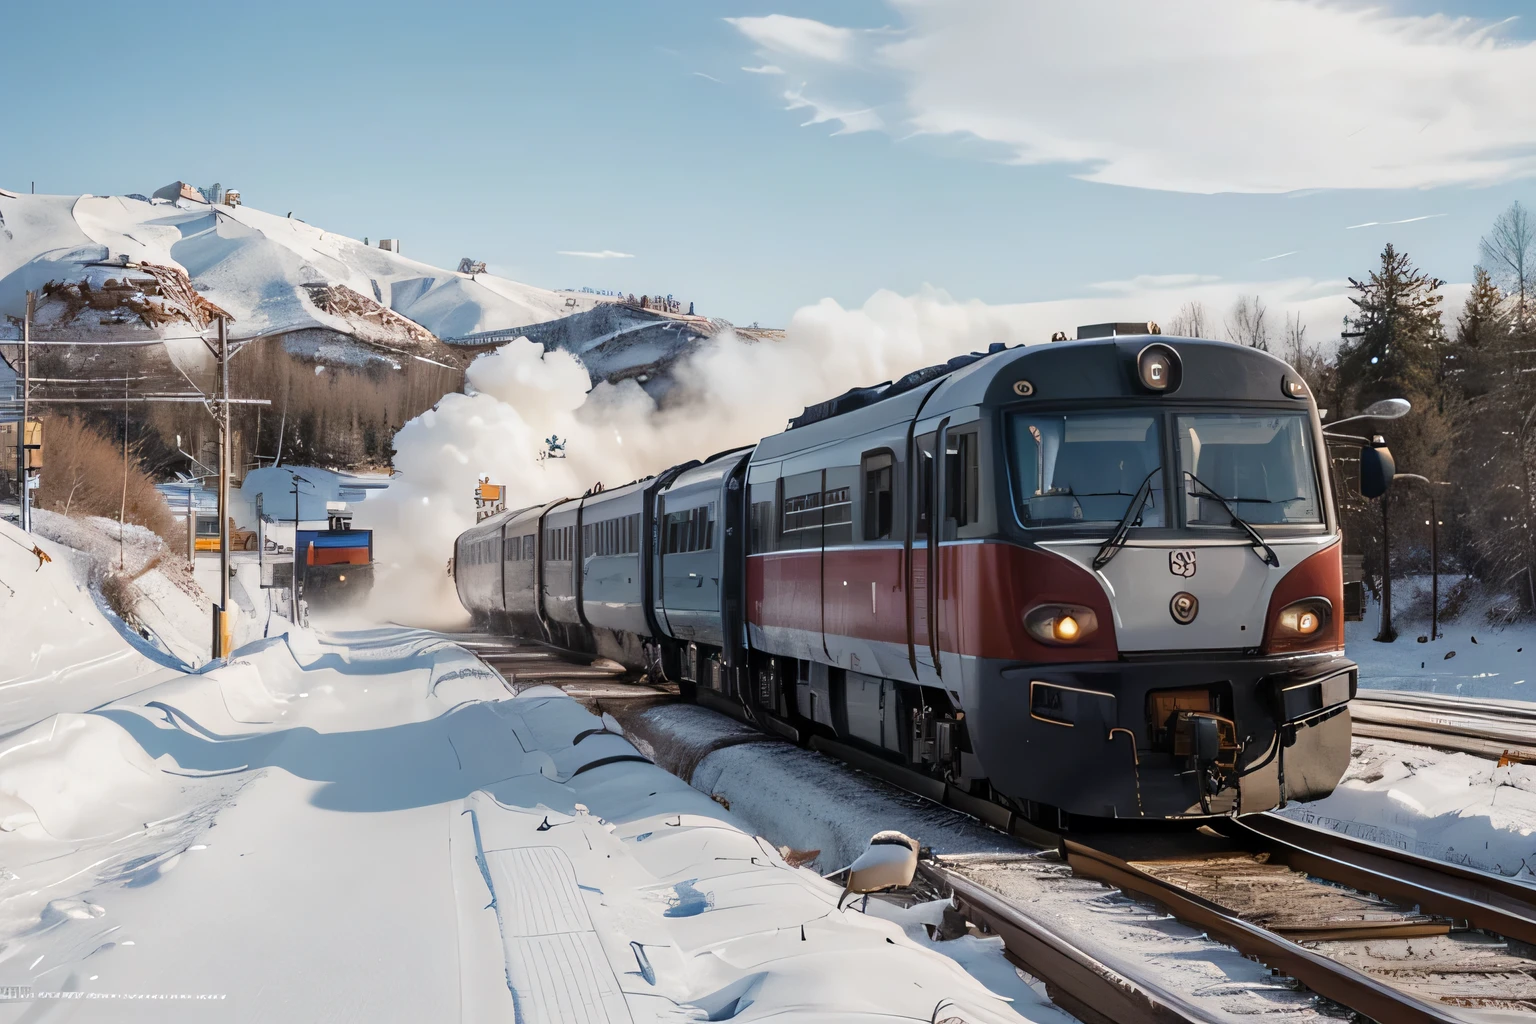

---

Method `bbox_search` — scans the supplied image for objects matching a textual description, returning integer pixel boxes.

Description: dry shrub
[34,415,177,545]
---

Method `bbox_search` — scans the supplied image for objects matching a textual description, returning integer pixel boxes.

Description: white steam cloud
[357,280,1391,626]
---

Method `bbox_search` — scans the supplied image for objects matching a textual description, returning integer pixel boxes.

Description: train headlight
[1273,598,1330,639]
[1025,604,1099,645]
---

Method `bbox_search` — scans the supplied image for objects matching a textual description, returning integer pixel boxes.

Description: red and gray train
[454,331,1375,825]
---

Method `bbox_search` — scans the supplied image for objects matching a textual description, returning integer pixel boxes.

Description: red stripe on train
[747,542,1117,663]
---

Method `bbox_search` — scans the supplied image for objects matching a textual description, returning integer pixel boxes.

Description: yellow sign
[1,419,42,469]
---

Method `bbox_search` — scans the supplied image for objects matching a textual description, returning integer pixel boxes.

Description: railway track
[1351,689,1536,762]
[454,633,1536,1023]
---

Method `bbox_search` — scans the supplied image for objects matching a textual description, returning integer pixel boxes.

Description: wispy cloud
[557,250,635,260]
[692,71,722,83]
[742,64,785,75]
[1345,214,1447,230]
[1091,273,1220,293]
[726,14,855,63]
[1260,251,1298,262]
[729,3,1536,193]
[784,86,882,135]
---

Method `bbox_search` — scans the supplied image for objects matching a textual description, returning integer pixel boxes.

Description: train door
[659,499,722,645]
[935,424,981,683]
[908,429,940,683]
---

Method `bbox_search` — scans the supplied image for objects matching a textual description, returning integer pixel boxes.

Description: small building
[378,239,401,253]
[152,181,210,204]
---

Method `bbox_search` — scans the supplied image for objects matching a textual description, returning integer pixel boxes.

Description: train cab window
[1008,413,1164,528]
[861,452,894,541]
[1176,413,1322,526]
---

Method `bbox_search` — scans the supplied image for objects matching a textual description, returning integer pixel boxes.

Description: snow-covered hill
[0,185,601,344]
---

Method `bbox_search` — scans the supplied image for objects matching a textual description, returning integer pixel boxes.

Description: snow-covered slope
[0,187,601,343]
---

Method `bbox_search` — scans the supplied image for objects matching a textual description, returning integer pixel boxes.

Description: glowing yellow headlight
[1024,604,1099,645]
[1275,599,1330,641]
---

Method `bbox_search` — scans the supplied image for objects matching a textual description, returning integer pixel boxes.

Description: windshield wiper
[1184,471,1280,567]
[1092,467,1160,570]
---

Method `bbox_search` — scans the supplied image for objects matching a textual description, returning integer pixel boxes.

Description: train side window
[749,480,778,554]
[914,433,936,539]
[945,431,980,530]
[861,452,894,541]
[781,472,824,551]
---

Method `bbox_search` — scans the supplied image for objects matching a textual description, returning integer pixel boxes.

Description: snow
[620,702,1329,1022]
[0,594,1059,1021]
[0,516,178,732]
[0,190,602,346]
[1348,581,1536,702]
[1281,736,1536,883]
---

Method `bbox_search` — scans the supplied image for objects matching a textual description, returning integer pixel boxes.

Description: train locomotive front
[455,334,1358,825]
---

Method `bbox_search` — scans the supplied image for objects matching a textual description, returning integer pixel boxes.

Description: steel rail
[1228,813,1536,945]
[918,861,1213,1024]
[1062,839,1469,1024]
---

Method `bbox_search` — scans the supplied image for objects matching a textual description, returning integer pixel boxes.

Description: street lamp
[1395,473,1452,641]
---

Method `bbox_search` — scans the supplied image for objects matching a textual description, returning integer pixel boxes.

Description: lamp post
[1395,473,1451,641]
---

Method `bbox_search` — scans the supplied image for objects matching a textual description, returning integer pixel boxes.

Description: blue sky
[3,1,1535,328]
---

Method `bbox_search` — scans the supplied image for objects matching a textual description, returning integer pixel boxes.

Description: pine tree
[1337,245,1452,640]
[1338,244,1445,402]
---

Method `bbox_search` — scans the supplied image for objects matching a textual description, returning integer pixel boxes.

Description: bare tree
[1225,295,1272,351]
[1283,311,1307,364]
[1168,300,1210,338]
[1480,200,1534,330]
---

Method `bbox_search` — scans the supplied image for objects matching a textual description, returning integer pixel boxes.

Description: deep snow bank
[0,627,1044,1021]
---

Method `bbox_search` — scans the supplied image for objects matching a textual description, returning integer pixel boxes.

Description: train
[454,329,1387,826]
[297,527,374,607]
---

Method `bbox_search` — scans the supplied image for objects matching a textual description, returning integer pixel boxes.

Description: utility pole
[293,477,300,620]
[215,316,232,659]
[20,291,32,532]
[290,473,311,623]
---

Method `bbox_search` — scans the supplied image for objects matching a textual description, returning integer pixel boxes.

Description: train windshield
[1176,412,1322,525]
[1009,413,1164,527]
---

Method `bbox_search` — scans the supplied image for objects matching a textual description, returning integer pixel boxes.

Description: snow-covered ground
[0,627,1047,1022]
[619,704,1328,1022]
[1283,735,1536,882]
[1348,580,1535,702]
[1,514,1061,1021]
[0,189,600,345]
